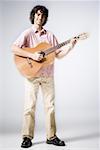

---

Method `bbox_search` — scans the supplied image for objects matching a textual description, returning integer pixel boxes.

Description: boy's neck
[34,24,43,31]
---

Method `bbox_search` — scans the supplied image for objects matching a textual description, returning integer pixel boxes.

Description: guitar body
[14,42,55,78]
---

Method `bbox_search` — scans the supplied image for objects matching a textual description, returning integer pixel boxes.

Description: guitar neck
[44,32,89,56]
[44,39,71,56]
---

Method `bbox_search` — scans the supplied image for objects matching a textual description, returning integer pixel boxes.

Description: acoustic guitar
[14,32,89,78]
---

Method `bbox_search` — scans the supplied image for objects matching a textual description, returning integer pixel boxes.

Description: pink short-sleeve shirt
[13,26,59,77]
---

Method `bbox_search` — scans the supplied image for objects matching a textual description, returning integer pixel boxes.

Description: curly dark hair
[30,5,48,26]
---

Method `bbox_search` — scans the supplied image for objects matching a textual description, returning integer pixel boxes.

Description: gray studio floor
[0,129,99,150]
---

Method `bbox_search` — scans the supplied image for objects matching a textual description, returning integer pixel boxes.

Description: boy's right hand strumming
[31,51,45,61]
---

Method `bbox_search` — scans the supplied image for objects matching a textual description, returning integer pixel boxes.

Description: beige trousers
[22,77,56,140]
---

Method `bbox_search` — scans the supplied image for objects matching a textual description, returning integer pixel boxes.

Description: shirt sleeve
[13,31,27,48]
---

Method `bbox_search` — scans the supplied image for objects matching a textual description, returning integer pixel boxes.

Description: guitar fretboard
[44,39,71,55]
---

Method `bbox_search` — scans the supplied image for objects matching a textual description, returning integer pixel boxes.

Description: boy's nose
[39,15,43,20]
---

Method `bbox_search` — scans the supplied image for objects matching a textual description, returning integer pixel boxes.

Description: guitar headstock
[74,32,89,40]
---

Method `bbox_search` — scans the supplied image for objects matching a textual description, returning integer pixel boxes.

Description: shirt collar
[32,25,47,36]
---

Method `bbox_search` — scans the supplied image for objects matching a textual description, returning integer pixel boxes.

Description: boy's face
[34,10,45,26]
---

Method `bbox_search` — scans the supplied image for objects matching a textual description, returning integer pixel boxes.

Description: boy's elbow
[11,45,16,53]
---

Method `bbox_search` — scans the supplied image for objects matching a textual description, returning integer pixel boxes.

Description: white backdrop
[0,0,99,142]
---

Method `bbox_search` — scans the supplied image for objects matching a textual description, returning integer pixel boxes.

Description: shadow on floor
[33,140,46,145]
[28,132,100,148]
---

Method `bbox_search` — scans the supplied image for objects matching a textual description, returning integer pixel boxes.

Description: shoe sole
[21,143,32,148]
[46,141,65,146]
